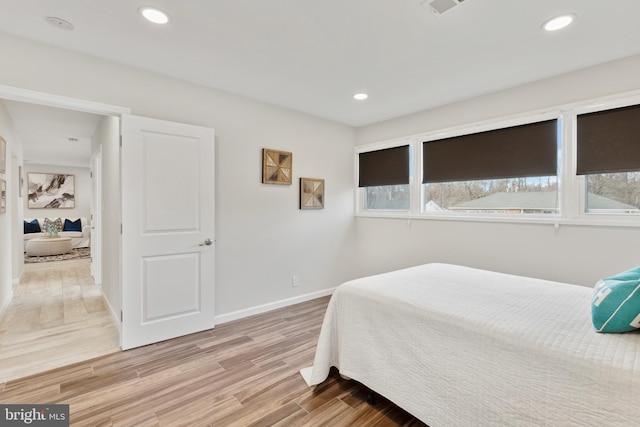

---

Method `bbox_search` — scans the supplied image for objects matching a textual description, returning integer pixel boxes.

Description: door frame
[90,146,103,284]
[0,84,129,118]
[0,84,130,343]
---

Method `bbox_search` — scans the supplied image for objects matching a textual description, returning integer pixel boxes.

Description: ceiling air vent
[422,0,466,15]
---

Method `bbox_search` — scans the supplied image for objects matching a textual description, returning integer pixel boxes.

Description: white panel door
[121,115,215,350]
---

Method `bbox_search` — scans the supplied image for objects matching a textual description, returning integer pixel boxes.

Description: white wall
[0,33,357,318]
[0,101,22,314]
[11,157,23,284]
[22,163,91,221]
[91,116,120,322]
[355,54,640,287]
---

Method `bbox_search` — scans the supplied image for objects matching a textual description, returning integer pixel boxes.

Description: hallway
[0,258,120,383]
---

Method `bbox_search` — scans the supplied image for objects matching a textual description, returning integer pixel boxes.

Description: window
[365,184,410,210]
[424,177,558,214]
[585,173,640,213]
[355,93,640,225]
[358,145,411,211]
[577,104,640,214]
[422,119,559,214]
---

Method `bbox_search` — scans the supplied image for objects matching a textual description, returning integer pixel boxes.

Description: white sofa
[23,217,91,250]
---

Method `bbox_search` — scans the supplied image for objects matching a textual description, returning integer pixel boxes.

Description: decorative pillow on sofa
[592,266,640,333]
[23,219,41,234]
[43,217,63,233]
[63,218,82,232]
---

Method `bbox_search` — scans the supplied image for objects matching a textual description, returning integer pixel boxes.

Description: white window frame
[419,111,562,222]
[355,89,640,228]
[570,93,640,226]
[355,137,414,216]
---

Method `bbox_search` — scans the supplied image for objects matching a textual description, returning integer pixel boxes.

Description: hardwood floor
[0,295,426,426]
[0,258,120,383]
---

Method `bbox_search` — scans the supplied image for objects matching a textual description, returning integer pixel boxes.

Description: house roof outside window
[448,192,638,213]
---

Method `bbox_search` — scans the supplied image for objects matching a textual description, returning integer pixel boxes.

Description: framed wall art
[300,177,325,210]
[18,165,23,197]
[262,148,292,185]
[0,136,5,174]
[0,179,6,214]
[27,173,75,209]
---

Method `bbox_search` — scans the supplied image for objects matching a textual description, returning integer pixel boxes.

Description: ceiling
[1,0,640,165]
[3,100,100,167]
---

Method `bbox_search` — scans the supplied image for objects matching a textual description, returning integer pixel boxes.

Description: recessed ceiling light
[139,7,170,24]
[542,14,576,32]
[353,93,369,101]
[46,16,74,31]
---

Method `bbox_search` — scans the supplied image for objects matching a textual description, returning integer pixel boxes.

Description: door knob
[199,238,213,246]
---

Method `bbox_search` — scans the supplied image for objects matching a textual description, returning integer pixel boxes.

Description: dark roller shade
[358,145,410,187]
[422,120,558,183]
[577,104,640,175]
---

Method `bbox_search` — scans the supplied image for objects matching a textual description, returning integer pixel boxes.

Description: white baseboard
[100,287,122,337]
[0,289,14,318]
[214,287,336,325]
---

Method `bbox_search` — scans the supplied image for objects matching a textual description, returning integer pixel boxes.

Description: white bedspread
[303,263,640,426]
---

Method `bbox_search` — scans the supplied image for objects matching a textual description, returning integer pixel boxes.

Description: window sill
[355,211,640,228]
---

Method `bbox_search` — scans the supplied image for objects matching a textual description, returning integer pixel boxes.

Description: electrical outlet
[292,275,299,287]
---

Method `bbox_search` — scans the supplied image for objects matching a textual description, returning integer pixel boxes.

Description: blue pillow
[24,219,41,234]
[63,218,82,232]
[592,266,640,333]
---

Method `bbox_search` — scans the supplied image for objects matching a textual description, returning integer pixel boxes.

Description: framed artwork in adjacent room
[300,177,325,210]
[0,136,5,174]
[27,173,75,209]
[18,165,23,197]
[262,148,292,185]
[0,179,6,214]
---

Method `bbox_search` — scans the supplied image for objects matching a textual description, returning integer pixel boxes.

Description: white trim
[101,286,122,337]
[0,288,14,317]
[354,136,413,154]
[355,212,640,228]
[572,91,640,116]
[0,84,130,116]
[214,287,336,325]
[419,110,562,143]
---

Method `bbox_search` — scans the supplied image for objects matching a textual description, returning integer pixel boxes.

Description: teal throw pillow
[592,266,640,333]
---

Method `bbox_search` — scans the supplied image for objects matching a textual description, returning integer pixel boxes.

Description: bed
[301,263,640,426]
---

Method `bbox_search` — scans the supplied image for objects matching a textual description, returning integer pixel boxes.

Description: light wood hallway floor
[0,295,426,426]
[0,258,120,383]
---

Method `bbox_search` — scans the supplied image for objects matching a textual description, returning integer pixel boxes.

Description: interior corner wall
[23,164,91,221]
[354,54,640,287]
[92,115,121,322]
[0,101,19,314]
[0,33,357,318]
[10,157,23,285]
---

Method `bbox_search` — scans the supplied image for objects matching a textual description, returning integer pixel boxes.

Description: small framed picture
[0,179,6,214]
[18,165,23,197]
[0,136,6,174]
[300,177,325,210]
[262,148,292,185]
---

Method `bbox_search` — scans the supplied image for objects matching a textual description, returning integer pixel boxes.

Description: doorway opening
[0,85,128,382]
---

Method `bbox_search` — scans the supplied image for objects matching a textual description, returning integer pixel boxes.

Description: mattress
[302,263,640,426]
